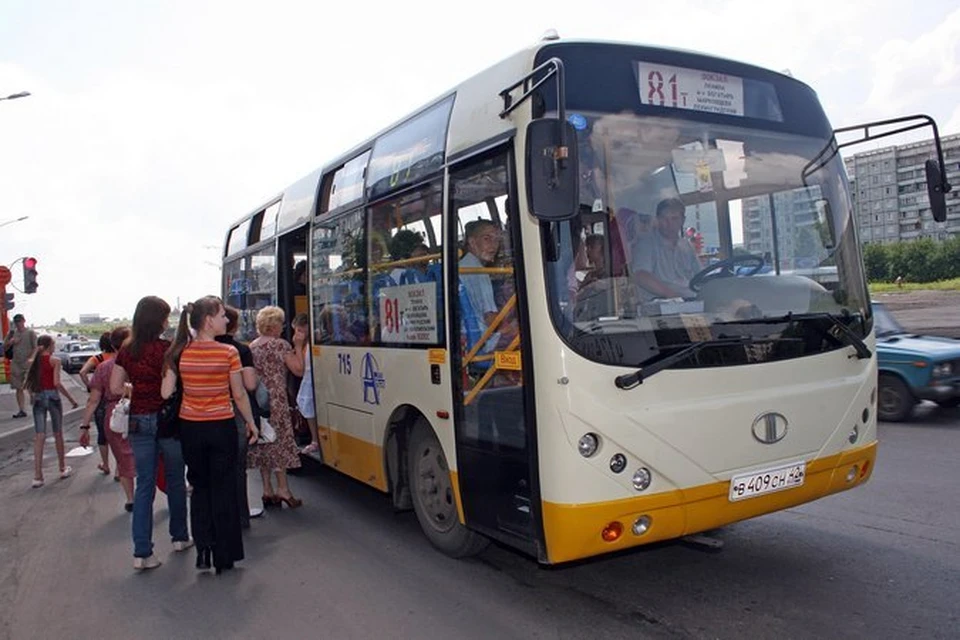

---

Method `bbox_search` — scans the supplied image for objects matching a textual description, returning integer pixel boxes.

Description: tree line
[863,237,960,283]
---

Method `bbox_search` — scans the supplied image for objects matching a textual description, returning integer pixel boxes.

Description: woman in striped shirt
[162,296,258,574]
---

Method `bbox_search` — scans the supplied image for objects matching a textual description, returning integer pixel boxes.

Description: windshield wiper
[725,312,871,360]
[614,337,752,390]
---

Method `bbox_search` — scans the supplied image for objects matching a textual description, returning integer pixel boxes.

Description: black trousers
[181,419,244,567]
[234,414,250,528]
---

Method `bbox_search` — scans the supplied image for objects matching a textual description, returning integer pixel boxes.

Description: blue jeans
[32,390,63,434]
[128,413,189,558]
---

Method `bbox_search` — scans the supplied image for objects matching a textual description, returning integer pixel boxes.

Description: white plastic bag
[257,417,277,444]
[109,398,130,438]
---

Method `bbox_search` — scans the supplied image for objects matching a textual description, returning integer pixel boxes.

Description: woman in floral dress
[247,306,305,508]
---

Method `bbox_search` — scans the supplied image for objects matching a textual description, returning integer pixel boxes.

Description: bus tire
[878,374,915,422]
[408,420,489,558]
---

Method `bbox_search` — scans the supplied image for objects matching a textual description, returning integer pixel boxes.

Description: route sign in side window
[366,95,454,199]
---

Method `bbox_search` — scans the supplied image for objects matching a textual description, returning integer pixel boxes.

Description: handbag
[157,387,182,439]
[109,397,130,437]
[252,381,276,443]
[255,381,271,418]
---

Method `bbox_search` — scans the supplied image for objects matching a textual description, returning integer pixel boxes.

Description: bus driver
[631,198,702,301]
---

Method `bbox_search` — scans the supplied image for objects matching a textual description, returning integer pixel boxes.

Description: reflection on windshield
[546,112,871,368]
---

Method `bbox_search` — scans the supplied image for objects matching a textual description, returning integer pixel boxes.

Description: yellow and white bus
[222,37,953,564]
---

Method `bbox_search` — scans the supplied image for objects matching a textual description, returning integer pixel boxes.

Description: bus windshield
[544,112,870,369]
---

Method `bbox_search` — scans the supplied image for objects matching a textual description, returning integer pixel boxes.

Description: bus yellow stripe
[541,442,877,564]
[325,428,388,492]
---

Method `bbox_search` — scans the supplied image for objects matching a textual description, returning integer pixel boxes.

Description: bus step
[681,534,724,551]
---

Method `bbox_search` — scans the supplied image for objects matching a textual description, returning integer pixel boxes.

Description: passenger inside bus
[631,198,703,301]
[579,234,607,289]
[293,260,307,296]
[459,219,517,354]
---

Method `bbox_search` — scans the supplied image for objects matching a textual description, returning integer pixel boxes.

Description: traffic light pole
[0,267,11,382]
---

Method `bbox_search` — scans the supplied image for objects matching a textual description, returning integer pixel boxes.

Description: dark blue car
[874,303,960,421]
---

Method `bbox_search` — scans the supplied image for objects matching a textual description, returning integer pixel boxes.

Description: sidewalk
[0,374,89,448]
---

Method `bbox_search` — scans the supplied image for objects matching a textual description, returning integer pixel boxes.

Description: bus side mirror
[815,199,836,250]
[925,159,949,223]
[526,119,579,221]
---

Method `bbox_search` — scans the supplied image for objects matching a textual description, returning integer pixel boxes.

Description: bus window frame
[366,180,445,349]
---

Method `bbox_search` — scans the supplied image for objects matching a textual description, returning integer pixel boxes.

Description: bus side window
[367,182,444,346]
[310,210,368,345]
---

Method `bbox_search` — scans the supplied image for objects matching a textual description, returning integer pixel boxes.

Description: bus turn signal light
[601,521,623,542]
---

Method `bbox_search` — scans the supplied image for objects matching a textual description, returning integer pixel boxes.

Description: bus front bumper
[540,441,877,564]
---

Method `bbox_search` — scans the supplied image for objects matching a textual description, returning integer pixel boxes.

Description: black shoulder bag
[157,368,182,440]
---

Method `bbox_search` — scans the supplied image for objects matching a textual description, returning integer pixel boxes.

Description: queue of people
[10,295,309,576]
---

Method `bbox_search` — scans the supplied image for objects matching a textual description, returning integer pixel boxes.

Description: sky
[1,0,958,326]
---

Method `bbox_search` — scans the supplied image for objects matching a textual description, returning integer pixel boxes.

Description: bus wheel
[408,420,489,558]
[878,374,915,422]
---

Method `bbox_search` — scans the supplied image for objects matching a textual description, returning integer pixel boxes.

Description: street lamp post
[0,91,31,102]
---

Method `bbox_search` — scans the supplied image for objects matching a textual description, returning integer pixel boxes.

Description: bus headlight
[932,362,953,378]
[609,453,627,473]
[632,467,652,491]
[632,515,652,536]
[578,433,600,458]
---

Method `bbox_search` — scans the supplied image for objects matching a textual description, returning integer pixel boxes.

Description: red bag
[156,453,167,494]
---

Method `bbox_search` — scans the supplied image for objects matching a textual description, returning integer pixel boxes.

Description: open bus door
[276,226,309,339]
[448,148,542,557]
[276,226,311,448]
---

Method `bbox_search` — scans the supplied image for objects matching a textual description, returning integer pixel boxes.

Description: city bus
[221,36,953,564]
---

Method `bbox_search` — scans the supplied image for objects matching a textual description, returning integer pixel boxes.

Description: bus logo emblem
[361,353,385,405]
[751,412,788,444]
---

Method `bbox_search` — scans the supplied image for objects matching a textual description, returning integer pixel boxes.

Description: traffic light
[3,292,12,310]
[23,257,37,294]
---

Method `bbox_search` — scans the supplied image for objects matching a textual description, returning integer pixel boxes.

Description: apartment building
[844,133,960,243]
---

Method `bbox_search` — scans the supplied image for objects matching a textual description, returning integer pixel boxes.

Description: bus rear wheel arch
[408,419,489,558]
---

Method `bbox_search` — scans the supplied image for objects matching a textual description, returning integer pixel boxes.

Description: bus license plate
[728,461,806,502]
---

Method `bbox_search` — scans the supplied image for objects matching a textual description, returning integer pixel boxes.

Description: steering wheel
[689,255,765,292]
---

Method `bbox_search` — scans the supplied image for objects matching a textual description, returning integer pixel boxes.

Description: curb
[0,406,86,449]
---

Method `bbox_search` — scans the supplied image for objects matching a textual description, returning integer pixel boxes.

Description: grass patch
[869,278,960,294]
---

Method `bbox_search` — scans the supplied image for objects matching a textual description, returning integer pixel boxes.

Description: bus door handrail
[462,293,517,367]
[464,334,522,407]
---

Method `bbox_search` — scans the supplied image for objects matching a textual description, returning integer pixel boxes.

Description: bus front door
[450,151,538,552]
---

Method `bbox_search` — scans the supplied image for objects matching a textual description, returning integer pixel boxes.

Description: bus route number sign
[637,62,745,117]
[728,461,806,501]
[380,282,438,344]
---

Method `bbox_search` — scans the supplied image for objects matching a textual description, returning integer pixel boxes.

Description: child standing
[27,335,79,487]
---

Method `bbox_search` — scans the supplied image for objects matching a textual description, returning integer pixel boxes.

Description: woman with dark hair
[79,331,116,477]
[110,295,190,572]
[79,327,135,510]
[163,296,258,574]
[26,335,79,488]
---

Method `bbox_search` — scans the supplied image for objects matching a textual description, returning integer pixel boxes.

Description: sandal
[31,478,44,488]
[97,463,111,476]
[59,466,73,479]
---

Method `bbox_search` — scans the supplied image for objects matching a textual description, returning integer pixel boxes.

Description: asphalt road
[0,399,957,640]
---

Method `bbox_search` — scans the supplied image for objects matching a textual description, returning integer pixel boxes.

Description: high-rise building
[740,186,825,270]
[843,133,960,243]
